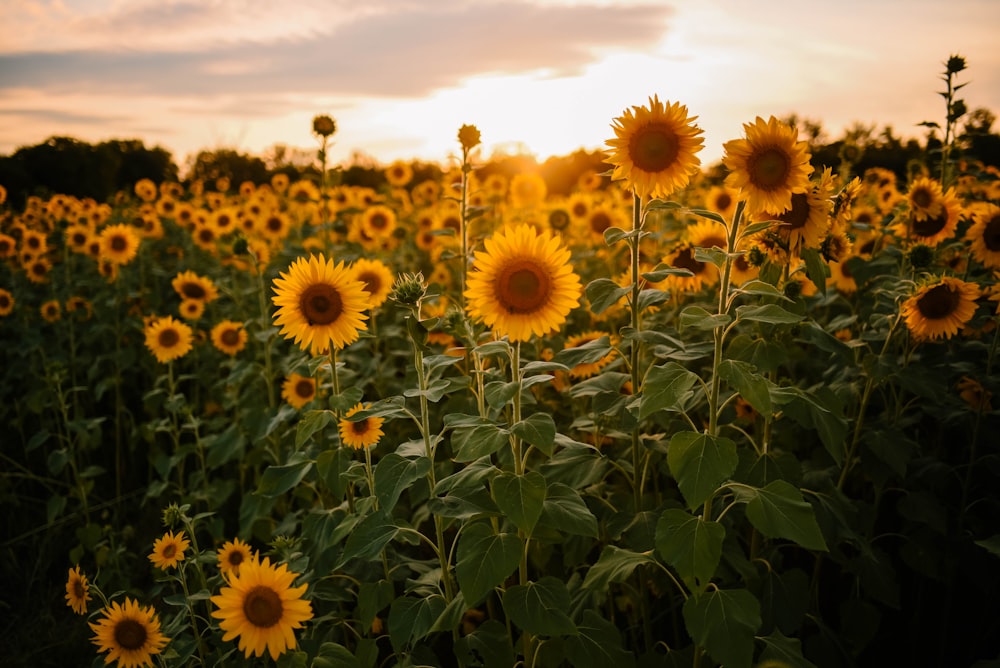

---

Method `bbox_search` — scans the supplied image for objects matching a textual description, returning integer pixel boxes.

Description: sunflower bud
[907,243,935,270]
[945,54,967,75]
[161,502,189,528]
[312,114,337,138]
[747,246,767,267]
[458,124,481,152]
[783,279,802,299]
[231,235,249,256]
[390,272,427,307]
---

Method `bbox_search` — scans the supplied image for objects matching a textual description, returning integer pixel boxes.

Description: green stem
[629,192,643,510]
[255,263,277,410]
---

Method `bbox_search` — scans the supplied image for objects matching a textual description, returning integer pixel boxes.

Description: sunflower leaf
[511,412,556,455]
[735,304,804,325]
[502,576,577,636]
[682,588,761,668]
[667,431,738,510]
[456,521,523,607]
[491,471,547,535]
[585,278,630,315]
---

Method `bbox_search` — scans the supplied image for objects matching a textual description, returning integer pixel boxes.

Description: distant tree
[187,148,268,187]
[960,107,1000,167]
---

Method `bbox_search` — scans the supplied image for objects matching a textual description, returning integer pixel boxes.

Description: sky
[2,0,999,174]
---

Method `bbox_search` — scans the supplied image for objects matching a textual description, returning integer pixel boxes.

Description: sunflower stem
[254,261,277,410]
[329,348,342,420]
[629,192,643,511]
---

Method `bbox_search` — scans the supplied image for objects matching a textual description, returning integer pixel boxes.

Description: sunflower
[271,173,290,194]
[191,221,220,252]
[465,224,582,342]
[144,316,194,363]
[902,276,980,341]
[178,298,205,321]
[66,295,93,320]
[211,320,248,356]
[259,210,292,243]
[90,597,169,668]
[509,173,548,209]
[385,160,413,188]
[65,565,91,615]
[756,184,832,254]
[339,402,386,450]
[21,228,48,255]
[906,176,946,221]
[360,204,397,241]
[0,232,15,257]
[217,538,256,576]
[272,254,370,354]
[98,223,141,266]
[134,178,158,202]
[211,555,313,661]
[65,224,93,254]
[723,115,814,216]
[563,331,618,379]
[148,530,190,570]
[606,95,704,200]
[40,299,61,323]
[828,257,858,295]
[582,203,622,244]
[904,187,961,247]
[350,258,394,309]
[965,203,1000,269]
[172,270,219,303]
[704,184,739,222]
[282,373,316,409]
[0,288,15,316]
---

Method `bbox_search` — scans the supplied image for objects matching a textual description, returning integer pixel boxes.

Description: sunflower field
[3,57,1000,668]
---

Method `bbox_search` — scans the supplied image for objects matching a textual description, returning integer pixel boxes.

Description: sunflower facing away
[65,564,91,615]
[210,320,248,356]
[90,597,169,668]
[217,538,256,576]
[606,95,704,200]
[148,530,190,570]
[465,224,582,342]
[272,254,370,355]
[211,555,314,661]
[339,402,386,450]
[723,115,814,216]
[144,316,194,364]
[902,276,980,341]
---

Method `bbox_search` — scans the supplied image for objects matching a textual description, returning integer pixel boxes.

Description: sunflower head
[211,320,248,356]
[722,115,814,216]
[458,124,482,152]
[902,276,981,341]
[217,538,256,576]
[144,315,194,364]
[282,373,317,409]
[149,530,190,570]
[339,403,386,450]
[606,95,704,200]
[90,597,169,668]
[465,224,582,342]
[65,565,91,615]
[271,254,370,355]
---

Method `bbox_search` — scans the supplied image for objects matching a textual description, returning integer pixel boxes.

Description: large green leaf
[742,480,828,551]
[718,359,773,416]
[452,421,510,462]
[757,629,818,668]
[374,454,430,513]
[455,620,516,668]
[388,594,447,652]
[336,510,398,567]
[502,577,577,636]
[586,278,630,315]
[679,305,732,331]
[564,610,636,668]
[553,335,614,368]
[491,471,547,535]
[511,412,556,456]
[682,588,761,668]
[636,361,700,419]
[538,482,599,538]
[667,431,738,510]
[455,522,523,606]
[255,458,313,498]
[581,546,655,591]
[735,303,804,324]
[295,409,333,449]
[655,508,725,591]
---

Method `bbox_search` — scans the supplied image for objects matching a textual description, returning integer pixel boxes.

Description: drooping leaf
[502,576,577,636]
[586,278,631,315]
[581,546,655,591]
[667,431,738,510]
[718,359,773,416]
[455,620,517,668]
[452,421,510,462]
[655,508,725,591]
[682,588,761,668]
[511,412,556,456]
[564,610,636,668]
[538,483,599,538]
[735,303,804,325]
[374,453,430,513]
[337,510,398,567]
[256,458,313,498]
[388,594,447,652]
[637,362,700,419]
[742,480,828,551]
[491,471,547,535]
[455,521,523,606]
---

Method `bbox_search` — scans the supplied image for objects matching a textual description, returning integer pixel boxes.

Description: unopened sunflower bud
[312,114,337,138]
[458,124,481,152]
[908,243,935,270]
[945,54,967,75]
[390,272,427,307]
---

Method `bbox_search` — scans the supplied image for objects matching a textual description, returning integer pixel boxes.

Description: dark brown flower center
[110,235,128,252]
[266,216,282,232]
[912,211,947,237]
[351,419,370,435]
[983,214,1000,251]
[227,551,245,567]
[572,202,588,217]
[629,122,680,173]
[221,329,240,346]
[778,193,810,230]
[749,147,790,190]
[243,586,283,628]
[161,544,176,559]
[300,284,343,325]
[916,283,959,320]
[589,212,611,236]
[549,210,570,230]
[714,192,732,211]
[368,213,389,230]
[295,380,315,399]
[158,328,180,348]
[181,282,206,300]
[73,579,86,598]
[911,187,933,209]
[358,271,381,296]
[497,260,550,313]
[671,246,706,275]
[114,619,148,651]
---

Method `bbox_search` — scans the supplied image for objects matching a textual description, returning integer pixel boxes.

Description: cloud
[0,107,131,125]
[0,1,673,98]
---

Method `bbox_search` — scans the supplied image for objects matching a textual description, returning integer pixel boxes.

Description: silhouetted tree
[188,148,267,188]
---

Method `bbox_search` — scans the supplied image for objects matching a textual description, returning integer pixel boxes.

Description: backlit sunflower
[90,597,169,668]
[210,555,313,661]
[509,172,548,209]
[704,184,739,222]
[144,315,194,363]
[606,95,704,200]
[99,223,141,265]
[965,203,1000,269]
[272,254,370,354]
[755,183,832,254]
[361,204,397,241]
[350,258,394,309]
[148,530,190,570]
[282,373,316,409]
[339,402,385,450]
[906,176,945,221]
[902,276,980,341]
[465,224,582,342]
[217,538,256,576]
[211,320,248,356]
[723,115,814,216]
[582,203,622,244]
[0,288,15,316]
[65,565,91,615]
[385,160,413,188]
[904,186,961,247]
